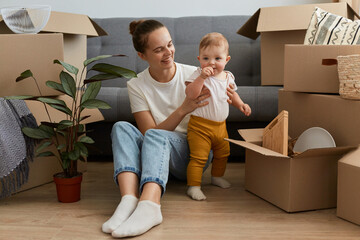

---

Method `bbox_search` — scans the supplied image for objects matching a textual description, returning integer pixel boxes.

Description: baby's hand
[240,103,251,116]
[200,66,214,79]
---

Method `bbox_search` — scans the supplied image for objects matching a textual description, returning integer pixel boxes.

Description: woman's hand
[226,84,236,105]
[181,86,210,115]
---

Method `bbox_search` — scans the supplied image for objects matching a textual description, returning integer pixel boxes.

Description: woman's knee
[111,121,136,137]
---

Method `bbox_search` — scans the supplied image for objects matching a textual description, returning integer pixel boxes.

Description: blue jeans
[111,121,212,195]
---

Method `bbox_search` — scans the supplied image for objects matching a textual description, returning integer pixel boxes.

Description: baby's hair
[199,32,229,55]
[129,19,165,53]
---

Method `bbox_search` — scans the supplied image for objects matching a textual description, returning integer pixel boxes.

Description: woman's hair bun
[129,20,145,36]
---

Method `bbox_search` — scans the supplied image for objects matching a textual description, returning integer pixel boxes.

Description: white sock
[211,176,231,188]
[187,186,206,201]
[102,195,138,233]
[112,200,163,238]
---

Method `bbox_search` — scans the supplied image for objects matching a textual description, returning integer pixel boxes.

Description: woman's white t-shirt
[127,62,197,133]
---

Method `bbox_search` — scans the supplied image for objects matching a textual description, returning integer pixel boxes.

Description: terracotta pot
[53,173,83,203]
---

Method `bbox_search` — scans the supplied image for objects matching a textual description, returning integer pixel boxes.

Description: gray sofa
[86,16,281,160]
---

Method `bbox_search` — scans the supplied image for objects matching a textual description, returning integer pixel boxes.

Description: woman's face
[139,27,175,71]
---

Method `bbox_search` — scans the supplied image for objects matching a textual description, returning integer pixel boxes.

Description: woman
[101,19,211,238]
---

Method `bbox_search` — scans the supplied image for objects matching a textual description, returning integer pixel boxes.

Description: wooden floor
[1,162,360,240]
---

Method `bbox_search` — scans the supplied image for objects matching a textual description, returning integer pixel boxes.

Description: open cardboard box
[226,128,356,213]
[15,95,104,192]
[284,44,360,94]
[337,147,360,225]
[237,2,359,86]
[0,11,107,97]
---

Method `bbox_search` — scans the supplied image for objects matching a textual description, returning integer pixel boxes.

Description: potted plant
[7,55,136,202]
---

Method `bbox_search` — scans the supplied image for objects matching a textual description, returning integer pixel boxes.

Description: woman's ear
[197,56,200,61]
[138,52,146,60]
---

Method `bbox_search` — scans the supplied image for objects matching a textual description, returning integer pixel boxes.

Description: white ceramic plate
[293,127,336,153]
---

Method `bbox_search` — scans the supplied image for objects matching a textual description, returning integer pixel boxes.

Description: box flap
[41,11,107,36]
[339,146,360,166]
[225,138,289,158]
[258,3,353,32]
[294,146,357,159]
[238,2,357,36]
[237,9,261,40]
[0,11,107,36]
[25,94,104,125]
[237,128,263,143]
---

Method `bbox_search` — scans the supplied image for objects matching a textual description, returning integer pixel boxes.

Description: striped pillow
[304,7,360,45]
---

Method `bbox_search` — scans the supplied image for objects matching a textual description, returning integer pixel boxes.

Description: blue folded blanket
[0,98,38,199]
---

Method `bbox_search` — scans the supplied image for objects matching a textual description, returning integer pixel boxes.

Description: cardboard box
[0,34,64,97]
[333,0,360,13]
[284,44,360,94]
[337,147,360,225]
[16,95,104,192]
[0,11,107,97]
[278,89,360,147]
[237,2,358,86]
[226,129,356,212]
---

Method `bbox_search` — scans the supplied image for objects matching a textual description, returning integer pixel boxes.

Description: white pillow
[304,7,360,45]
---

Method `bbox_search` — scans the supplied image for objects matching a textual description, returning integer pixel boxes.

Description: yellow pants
[187,115,230,186]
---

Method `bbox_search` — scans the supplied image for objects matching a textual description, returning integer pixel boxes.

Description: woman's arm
[134,88,210,135]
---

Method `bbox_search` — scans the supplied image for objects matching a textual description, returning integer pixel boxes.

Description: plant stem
[32,76,52,123]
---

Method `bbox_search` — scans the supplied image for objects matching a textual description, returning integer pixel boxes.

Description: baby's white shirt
[186,67,237,122]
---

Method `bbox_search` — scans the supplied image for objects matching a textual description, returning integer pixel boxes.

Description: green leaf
[16,70,33,82]
[54,59,79,75]
[83,55,112,66]
[79,115,91,122]
[59,120,73,126]
[48,104,72,116]
[36,151,55,157]
[89,63,137,79]
[83,73,118,84]
[58,120,74,130]
[75,142,88,157]
[69,148,80,161]
[46,81,66,94]
[5,95,35,100]
[77,124,85,133]
[60,71,76,98]
[79,136,95,144]
[36,141,52,153]
[57,144,66,150]
[81,99,111,109]
[62,156,70,170]
[81,81,101,104]
[22,127,53,139]
[37,97,67,107]
[39,124,55,136]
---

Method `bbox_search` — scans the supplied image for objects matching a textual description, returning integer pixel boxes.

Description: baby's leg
[187,186,206,200]
[211,135,231,188]
[211,176,231,188]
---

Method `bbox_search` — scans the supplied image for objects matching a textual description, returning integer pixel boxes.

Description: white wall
[0,0,331,18]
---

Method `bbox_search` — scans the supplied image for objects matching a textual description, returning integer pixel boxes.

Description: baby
[185,32,251,200]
